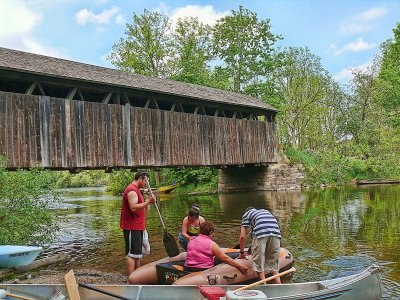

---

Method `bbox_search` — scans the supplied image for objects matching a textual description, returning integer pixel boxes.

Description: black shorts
[123,230,143,259]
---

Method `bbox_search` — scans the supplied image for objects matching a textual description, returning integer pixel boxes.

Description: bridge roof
[0,47,277,113]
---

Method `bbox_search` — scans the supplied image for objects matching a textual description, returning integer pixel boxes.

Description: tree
[212,6,281,92]
[377,22,400,127]
[271,47,332,149]
[109,10,174,78]
[171,17,213,86]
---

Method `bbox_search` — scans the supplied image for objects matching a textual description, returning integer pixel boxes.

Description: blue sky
[1,0,399,84]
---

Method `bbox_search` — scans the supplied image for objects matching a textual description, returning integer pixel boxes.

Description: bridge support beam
[218,166,270,193]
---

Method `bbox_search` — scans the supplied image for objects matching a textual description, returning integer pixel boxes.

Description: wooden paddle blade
[163,231,180,257]
[64,270,81,300]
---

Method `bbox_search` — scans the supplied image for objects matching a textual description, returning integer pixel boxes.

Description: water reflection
[47,185,400,299]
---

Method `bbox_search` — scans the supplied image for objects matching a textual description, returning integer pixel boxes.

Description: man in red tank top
[120,170,155,276]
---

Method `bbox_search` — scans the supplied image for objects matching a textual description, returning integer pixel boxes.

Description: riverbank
[3,267,127,285]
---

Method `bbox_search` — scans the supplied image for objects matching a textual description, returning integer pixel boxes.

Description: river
[47,185,400,299]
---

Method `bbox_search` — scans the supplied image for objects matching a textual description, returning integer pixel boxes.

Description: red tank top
[120,183,146,230]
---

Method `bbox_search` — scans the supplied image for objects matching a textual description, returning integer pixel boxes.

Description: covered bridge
[0,47,278,190]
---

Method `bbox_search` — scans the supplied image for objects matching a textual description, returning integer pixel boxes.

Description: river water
[47,185,400,299]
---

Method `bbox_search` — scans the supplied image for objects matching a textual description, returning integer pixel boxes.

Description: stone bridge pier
[218,164,304,192]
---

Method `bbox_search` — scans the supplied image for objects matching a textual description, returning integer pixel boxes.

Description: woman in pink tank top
[184,221,248,274]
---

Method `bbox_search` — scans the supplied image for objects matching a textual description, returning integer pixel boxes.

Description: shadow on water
[45,185,400,298]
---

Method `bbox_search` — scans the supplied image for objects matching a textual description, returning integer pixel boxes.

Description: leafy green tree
[212,5,281,92]
[271,47,332,149]
[171,17,213,85]
[0,160,60,245]
[109,9,174,77]
[377,22,400,127]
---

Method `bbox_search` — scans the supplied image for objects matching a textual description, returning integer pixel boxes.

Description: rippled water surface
[46,185,400,299]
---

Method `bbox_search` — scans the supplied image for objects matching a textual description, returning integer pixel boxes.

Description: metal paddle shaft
[144,177,166,229]
[144,176,180,257]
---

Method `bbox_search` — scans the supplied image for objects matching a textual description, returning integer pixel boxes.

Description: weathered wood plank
[0,92,6,159]
[0,91,276,169]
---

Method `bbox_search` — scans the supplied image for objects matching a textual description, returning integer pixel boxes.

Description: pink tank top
[185,234,214,269]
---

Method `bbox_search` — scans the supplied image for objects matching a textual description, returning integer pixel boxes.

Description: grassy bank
[285,148,400,186]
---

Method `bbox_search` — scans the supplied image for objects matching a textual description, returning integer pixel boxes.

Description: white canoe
[0,265,381,300]
[0,245,42,268]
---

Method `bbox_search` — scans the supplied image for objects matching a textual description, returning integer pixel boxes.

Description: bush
[285,147,400,186]
[106,169,136,195]
[52,170,109,188]
[0,158,60,245]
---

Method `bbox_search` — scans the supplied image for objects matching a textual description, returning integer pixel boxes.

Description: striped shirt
[241,209,281,238]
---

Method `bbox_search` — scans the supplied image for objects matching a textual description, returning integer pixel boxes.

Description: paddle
[234,267,296,291]
[79,284,131,300]
[0,289,35,300]
[64,270,130,300]
[144,176,180,257]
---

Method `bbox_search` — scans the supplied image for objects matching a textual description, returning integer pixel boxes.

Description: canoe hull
[0,265,382,300]
[172,248,293,285]
[0,246,42,268]
[129,248,292,285]
[158,185,177,194]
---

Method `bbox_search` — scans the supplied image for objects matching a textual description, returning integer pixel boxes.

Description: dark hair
[188,204,200,218]
[200,221,214,236]
[244,207,255,214]
[135,170,149,181]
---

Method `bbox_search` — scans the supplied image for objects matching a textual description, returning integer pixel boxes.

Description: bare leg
[257,270,281,284]
[257,271,265,281]
[134,258,141,270]
[271,270,281,284]
[126,256,136,275]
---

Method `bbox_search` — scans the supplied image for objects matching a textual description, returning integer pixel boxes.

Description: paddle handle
[234,267,296,291]
[6,292,36,300]
[144,176,167,230]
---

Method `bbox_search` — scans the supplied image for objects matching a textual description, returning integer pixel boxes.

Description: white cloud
[355,7,387,21]
[75,6,123,26]
[340,7,387,35]
[0,0,41,38]
[334,38,376,56]
[170,5,229,26]
[0,0,67,57]
[334,62,372,82]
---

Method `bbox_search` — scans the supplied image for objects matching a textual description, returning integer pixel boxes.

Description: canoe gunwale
[0,265,382,300]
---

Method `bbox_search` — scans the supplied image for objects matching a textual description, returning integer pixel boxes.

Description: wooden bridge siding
[0,92,276,169]
[0,93,41,168]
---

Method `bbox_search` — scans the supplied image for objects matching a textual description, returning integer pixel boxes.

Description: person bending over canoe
[178,204,205,250]
[238,207,282,284]
[184,221,248,274]
[120,170,155,277]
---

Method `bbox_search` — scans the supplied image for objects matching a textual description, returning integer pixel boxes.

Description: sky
[0,0,399,85]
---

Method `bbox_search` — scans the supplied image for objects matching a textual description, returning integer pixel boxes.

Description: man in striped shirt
[238,207,282,283]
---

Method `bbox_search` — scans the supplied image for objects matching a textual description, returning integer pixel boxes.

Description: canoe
[0,245,42,268]
[172,248,293,285]
[0,265,381,300]
[158,185,177,194]
[356,179,400,185]
[128,248,293,285]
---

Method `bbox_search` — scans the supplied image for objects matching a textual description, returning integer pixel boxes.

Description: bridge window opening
[0,78,27,94]
[125,96,141,107]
